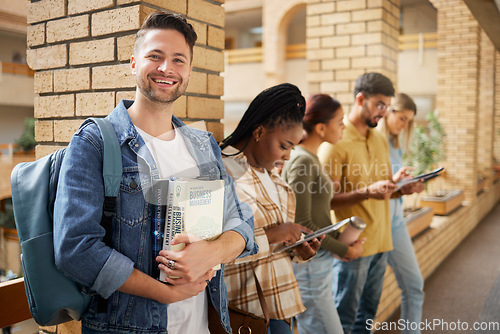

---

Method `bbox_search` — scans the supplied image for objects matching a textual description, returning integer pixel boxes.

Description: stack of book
[151,178,225,282]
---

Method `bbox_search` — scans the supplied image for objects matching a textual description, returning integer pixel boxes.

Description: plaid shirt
[221,147,305,320]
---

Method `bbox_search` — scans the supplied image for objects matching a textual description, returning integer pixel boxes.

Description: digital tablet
[273,217,353,253]
[395,167,444,191]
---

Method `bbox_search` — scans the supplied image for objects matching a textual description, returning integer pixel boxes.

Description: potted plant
[0,198,22,276]
[403,110,445,176]
[398,111,438,236]
[494,158,500,183]
[404,110,463,216]
[14,117,37,154]
[0,199,16,231]
[476,173,487,194]
[403,202,434,238]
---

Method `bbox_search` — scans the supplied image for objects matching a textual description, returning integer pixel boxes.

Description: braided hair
[220,83,305,154]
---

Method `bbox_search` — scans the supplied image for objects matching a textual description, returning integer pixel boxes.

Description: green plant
[15,117,37,152]
[403,110,446,176]
[0,210,16,230]
[0,199,16,230]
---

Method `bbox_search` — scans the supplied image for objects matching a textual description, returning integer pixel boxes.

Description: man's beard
[362,102,379,128]
[138,76,187,104]
[365,118,378,128]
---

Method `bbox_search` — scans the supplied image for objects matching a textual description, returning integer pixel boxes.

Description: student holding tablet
[283,94,364,334]
[220,83,322,334]
[377,93,426,334]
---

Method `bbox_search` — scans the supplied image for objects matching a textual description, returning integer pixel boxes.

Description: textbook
[394,167,444,191]
[151,179,170,280]
[159,178,225,282]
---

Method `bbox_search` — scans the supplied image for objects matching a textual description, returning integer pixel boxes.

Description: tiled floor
[381,202,500,334]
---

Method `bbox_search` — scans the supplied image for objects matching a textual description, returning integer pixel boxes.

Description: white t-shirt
[253,168,281,208]
[136,126,200,180]
[136,125,209,334]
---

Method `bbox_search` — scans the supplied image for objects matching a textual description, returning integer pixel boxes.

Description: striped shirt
[221,146,305,320]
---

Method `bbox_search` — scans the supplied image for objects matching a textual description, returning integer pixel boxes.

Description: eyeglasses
[377,102,389,112]
[371,100,388,112]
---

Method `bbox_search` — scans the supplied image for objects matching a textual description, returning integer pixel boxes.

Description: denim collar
[108,100,210,145]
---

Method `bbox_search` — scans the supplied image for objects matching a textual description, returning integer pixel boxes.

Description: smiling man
[53,11,257,334]
[318,72,398,334]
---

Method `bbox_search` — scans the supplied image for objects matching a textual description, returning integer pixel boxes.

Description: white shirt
[253,168,281,208]
[136,126,200,180]
[136,125,209,334]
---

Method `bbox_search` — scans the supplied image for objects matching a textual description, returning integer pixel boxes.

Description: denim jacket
[54,99,257,333]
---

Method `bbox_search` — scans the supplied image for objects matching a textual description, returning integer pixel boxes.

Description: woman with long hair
[282,94,364,333]
[220,83,322,334]
[377,93,425,334]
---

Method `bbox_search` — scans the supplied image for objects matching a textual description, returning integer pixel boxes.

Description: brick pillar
[495,51,500,163]
[27,0,225,162]
[477,30,495,187]
[429,0,481,202]
[306,0,400,110]
[262,0,305,88]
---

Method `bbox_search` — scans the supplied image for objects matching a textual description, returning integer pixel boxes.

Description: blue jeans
[388,224,424,334]
[292,250,343,334]
[332,252,389,334]
[268,319,292,334]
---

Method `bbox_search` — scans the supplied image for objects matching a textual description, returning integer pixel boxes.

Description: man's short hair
[354,72,395,98]
[134,11,197,60]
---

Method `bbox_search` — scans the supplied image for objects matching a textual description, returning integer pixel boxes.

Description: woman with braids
[282,94,364,334]
[219,83,323,333]
[377,93,425,334]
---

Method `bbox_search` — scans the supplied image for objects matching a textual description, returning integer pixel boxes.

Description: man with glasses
[318,73,404,333]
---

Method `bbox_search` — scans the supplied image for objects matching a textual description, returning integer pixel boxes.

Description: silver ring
[167,259,176,270]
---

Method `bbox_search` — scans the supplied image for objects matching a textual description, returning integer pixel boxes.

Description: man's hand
[366,180,397,200]
[162,273,212,303]
[158,231,246,284]
[264,222,313,245]
[158,234,219,284]
[342,238,365,261]
[400,180,425,195]
[393,166,414,183]
[117,268,210,304]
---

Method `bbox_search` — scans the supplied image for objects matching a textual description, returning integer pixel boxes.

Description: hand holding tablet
[273,216,366,253]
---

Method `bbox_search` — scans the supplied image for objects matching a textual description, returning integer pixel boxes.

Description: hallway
[383,202,500,333]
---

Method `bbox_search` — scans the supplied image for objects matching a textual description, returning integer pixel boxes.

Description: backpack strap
[90,118,122,199]
[89,118,122,249]
[85,118,122,313]
[81,118,122,247]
